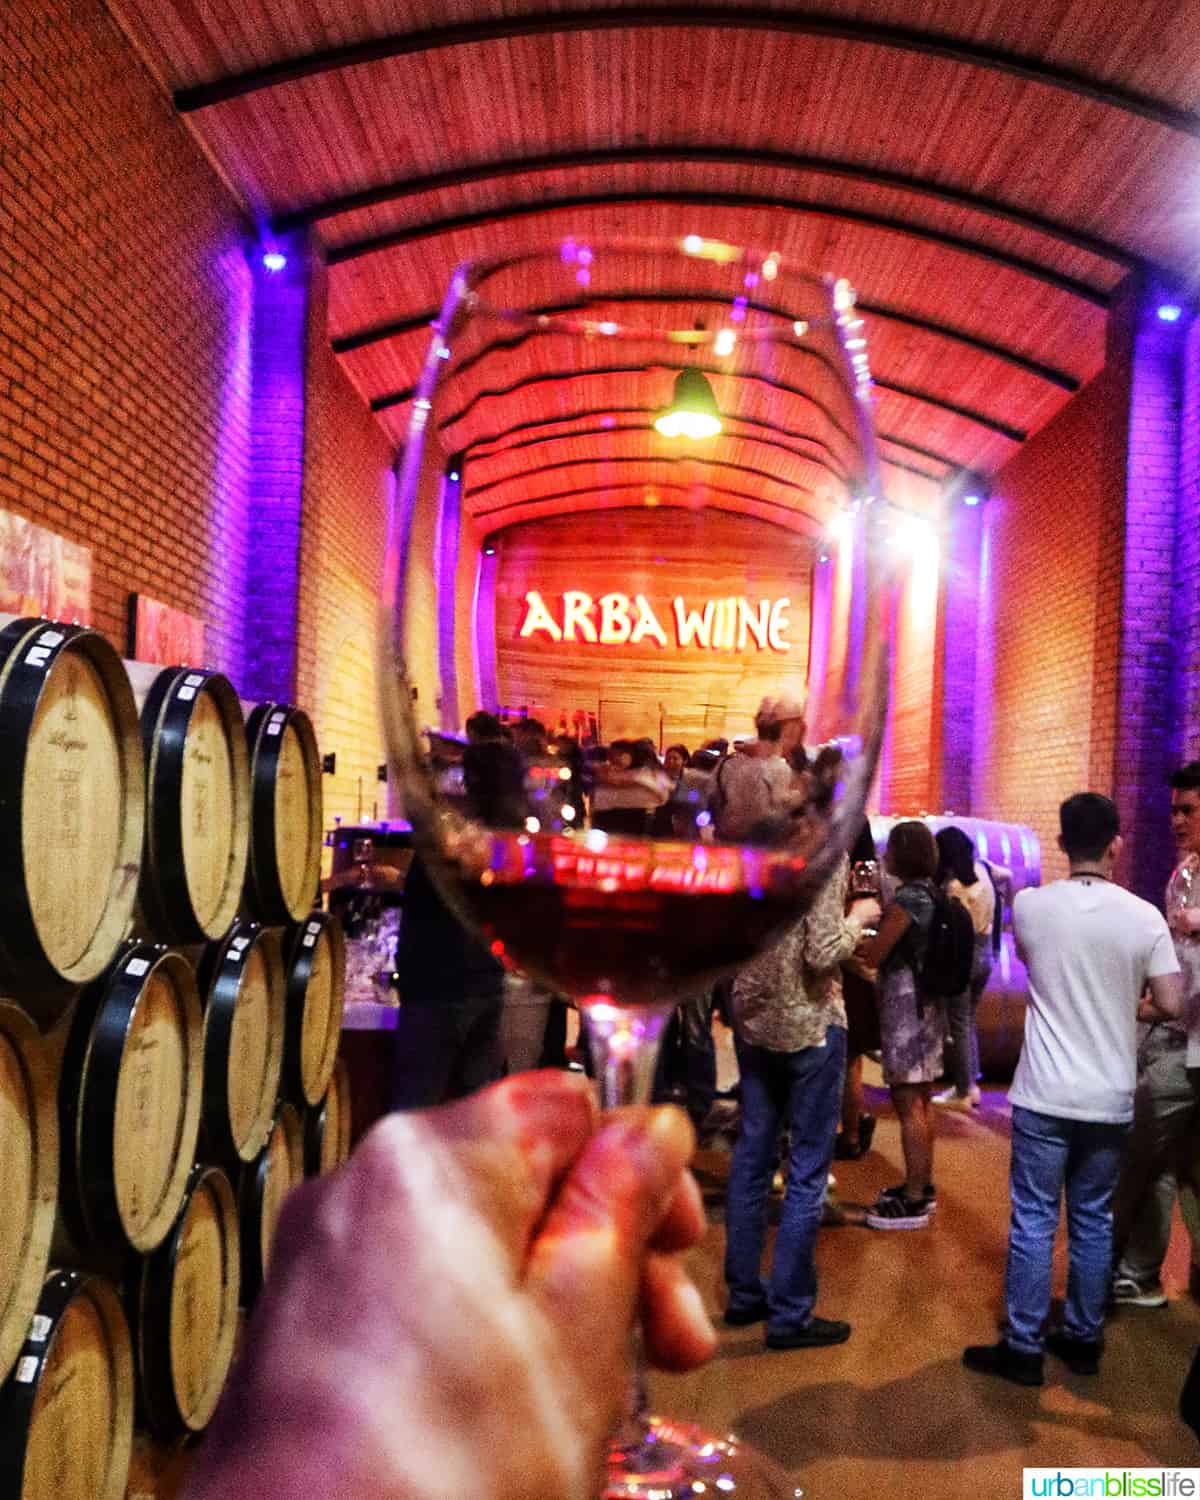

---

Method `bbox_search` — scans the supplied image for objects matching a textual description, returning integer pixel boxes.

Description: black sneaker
[1046,1331,1101,1375]
[962,1339,1044,1387]
[879,1181,937,1212]
[723,1298,769,1327]
[866,1192,931,1230]
[765,1316,851,1350]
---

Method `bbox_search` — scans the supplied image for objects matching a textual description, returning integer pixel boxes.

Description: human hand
[183,1073,714,1500]
[849,897,882,928]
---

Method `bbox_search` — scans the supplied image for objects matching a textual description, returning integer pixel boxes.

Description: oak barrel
[59,946,203,1255]
[283,913,346,1107]
[197,922,285,1164]
[303,1058,352,1177]
[0,1004,57,1384]
[130,1164,240,1437]
[243,703,322,925]
[239,1102,303,1307]
[128,664,251,944]
[0,1270,134,1500]
[0,618,144,1009]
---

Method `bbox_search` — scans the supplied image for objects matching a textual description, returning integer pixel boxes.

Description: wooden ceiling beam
[334,289,1081,391]
[467,412,852,480]
[472,480,823,531]
[460,406,951,480]
[276,146,1138,274]
[465,452,817,504]
[173,7,1200,141]
[325,190,1110,304]
[376,355,1026,443]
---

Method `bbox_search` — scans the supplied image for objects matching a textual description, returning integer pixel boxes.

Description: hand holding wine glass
[181,1074,712,1500]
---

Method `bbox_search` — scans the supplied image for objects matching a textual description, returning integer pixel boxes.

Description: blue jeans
[724,1026,846,1334]
[1005,1105,1130,1353]
[945,936,993,1094]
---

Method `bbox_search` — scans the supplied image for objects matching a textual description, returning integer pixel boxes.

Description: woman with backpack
[933,825,999,1111]
[855,820,950,1230]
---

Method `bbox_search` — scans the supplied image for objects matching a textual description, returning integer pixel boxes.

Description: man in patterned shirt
[722,852,879,1348]
[1111,760,1200,1307]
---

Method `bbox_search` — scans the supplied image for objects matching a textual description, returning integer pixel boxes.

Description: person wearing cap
[709,694,808,843]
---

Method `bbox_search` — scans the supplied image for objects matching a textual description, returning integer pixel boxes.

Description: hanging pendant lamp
[654,366,722,440]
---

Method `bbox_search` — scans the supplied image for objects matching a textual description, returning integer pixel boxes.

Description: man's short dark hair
[1059,792,1120,862]
[466,710,503,742]
[1170,761,1200,794]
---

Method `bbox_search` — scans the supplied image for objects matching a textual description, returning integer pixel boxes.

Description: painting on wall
[0,510,92,623]
[127,593,206,666]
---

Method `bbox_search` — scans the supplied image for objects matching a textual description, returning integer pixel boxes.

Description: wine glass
[379,236,890,1498]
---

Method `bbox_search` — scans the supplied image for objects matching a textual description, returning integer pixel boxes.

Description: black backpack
[920,888,976,998]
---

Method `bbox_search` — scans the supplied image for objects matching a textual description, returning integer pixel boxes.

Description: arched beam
[473,479,824,532]
[276,145,1138,274]
[467,411,853,482]
[376,355,1027,444]
[334,289,1081,392]
[466,452,817,505]
[326,189,1109,305]
[174,7,1200,141]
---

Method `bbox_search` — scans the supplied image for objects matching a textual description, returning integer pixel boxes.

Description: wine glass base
[604,1414,800,1499]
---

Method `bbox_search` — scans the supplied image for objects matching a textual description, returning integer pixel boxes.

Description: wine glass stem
[578,998,673,1447]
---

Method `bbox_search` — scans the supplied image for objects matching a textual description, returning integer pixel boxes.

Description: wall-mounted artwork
[127,593,206,666]
[0,510,92,622]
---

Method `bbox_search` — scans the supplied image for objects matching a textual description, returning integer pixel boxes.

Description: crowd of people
[181,710,1200,1496]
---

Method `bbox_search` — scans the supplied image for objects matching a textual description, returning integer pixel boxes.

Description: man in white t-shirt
[963,793,1182,1388]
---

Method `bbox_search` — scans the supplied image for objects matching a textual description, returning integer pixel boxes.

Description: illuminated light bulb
[562,804,576,821]
[558,767,572,780]
[762,256,779,281]
[963,493,982,506]
[1157,303,1183,322]
[714,328,736,357]
[261,249,287,272]
[792,320,809,337]
[643,492,660,507]
[524,816,541,834]
[577,246,593,266]
[654,367,722,439]
[437,345,451,359]
[597,321,619,336]
[585,828,609,851]
[845,337,867,349]
[683,234,704,254]
[833,277,856,311]
[448,469,460,482]
[576,267,590,287]
[743,270,759,289]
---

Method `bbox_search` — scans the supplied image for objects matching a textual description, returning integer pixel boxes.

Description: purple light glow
[262,250,288,272]
[963,493,982,507]
[1157,304,1183,323]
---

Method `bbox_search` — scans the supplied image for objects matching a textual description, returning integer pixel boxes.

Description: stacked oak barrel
[0,617,351,1499]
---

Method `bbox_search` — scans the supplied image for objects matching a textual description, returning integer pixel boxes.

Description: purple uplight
[576,267,591,287]
[731,295,748,324]
[261,249,288,272]
[1158,303,1183,323]
[963,493,982,507]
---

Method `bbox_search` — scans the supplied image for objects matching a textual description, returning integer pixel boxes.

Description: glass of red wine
[379,236,890,1498]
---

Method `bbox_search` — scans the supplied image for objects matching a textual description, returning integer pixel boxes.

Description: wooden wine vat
[283,913,346,1107]
[0,1270,134,1500]
[0,1005,57,1385]
[0,617,144,1008]
[59,946,203,1256]
[239,1103,304,1307]
[303,1059,352,1177]
[243,703,323,926]
[197,923,285,1165]
[126,664,251,945]
[129,1165,240,1438]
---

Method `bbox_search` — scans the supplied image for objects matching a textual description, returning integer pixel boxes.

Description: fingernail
[634,1107,694,1178]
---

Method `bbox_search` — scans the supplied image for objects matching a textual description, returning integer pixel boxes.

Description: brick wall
[296,260,395,830]
[973,363,1130,881]
[0,0,254,675]
[880,529,943,814]
[1174,317,1200,760]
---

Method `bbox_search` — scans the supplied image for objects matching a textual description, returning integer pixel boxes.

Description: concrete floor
[648,1068,1200,1496]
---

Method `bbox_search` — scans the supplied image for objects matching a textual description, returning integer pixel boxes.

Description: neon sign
[518,590,792,652]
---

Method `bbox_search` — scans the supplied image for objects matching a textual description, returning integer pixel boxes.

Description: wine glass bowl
[379,235,889,1499]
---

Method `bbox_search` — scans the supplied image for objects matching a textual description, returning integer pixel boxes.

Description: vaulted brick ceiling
[104,0,1200,535]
